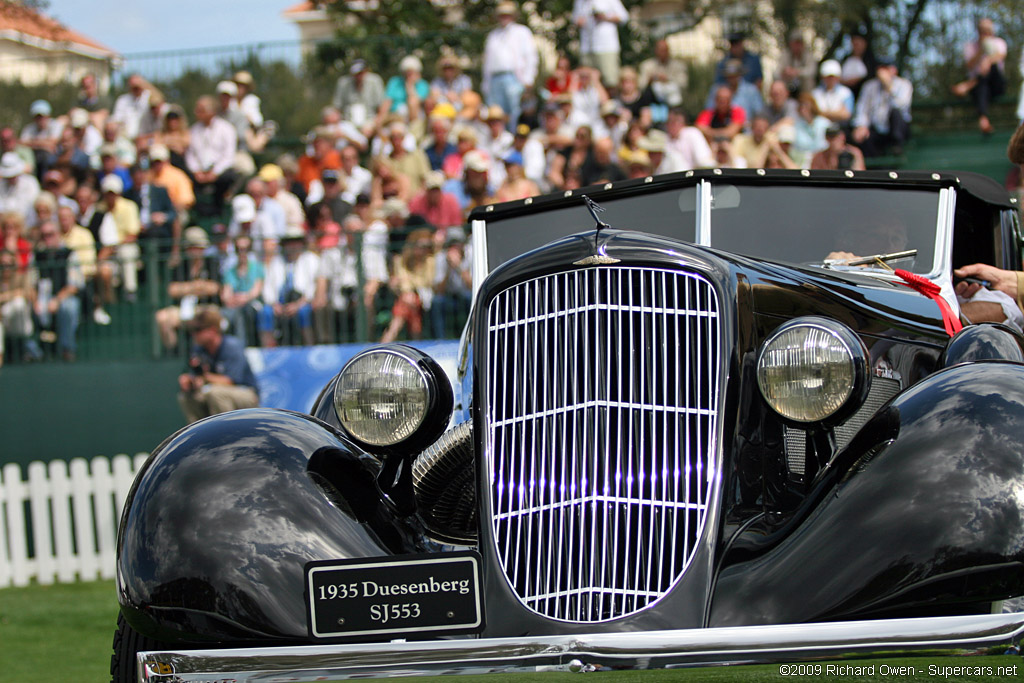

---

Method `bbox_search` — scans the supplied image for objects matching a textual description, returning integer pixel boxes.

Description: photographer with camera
[177,305,260,424]
[811,124,865,171]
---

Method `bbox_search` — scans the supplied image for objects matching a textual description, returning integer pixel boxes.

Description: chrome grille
[485,267,721,622]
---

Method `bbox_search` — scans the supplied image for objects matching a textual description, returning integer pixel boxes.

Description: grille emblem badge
[574,254,621,266]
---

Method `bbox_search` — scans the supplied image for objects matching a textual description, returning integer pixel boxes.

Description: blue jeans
[36,295,81,355]
[259,302,312,332]
[488,72,524,131]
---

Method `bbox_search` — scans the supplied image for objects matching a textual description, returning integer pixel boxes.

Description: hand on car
[954,263,1018,300]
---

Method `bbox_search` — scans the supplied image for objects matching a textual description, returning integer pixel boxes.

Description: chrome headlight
[334,345,453,451]
[756,317,870,424]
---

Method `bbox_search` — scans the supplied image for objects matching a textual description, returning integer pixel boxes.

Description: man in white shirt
[852,58,913,157]
[482,2,538,131]
[662,108,713,172]
[185,95,239,217]
[812,60,855,126]
[109,74,151,141]
[0,152,40,225]
[572,0,629,88]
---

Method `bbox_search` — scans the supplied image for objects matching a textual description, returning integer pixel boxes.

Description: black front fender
[116,409,431,644]
[711,361,1024,626]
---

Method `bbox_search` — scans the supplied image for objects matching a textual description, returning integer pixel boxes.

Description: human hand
[954,263,1017,300]
[446,245,463,268]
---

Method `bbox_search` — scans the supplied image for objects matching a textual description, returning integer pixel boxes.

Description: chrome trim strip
[470,219,488,296]
[139,613,1024,682]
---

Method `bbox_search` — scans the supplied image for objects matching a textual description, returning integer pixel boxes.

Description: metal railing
[1,235,470,366]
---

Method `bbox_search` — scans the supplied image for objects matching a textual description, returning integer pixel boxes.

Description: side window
[950,195,999,273]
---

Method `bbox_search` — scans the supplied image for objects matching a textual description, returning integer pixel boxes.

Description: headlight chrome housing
[334,345,453,452]
[757,317,870,424]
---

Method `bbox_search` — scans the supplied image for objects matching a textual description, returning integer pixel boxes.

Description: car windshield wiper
[821,249,918,269]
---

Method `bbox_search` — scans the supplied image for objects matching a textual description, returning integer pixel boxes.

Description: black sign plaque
[306,551,484,639]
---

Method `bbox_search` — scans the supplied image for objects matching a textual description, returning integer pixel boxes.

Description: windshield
[707,184,940,275]
[481,180,942,276]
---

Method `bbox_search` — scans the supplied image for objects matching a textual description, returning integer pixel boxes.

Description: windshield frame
[472,176,954,294]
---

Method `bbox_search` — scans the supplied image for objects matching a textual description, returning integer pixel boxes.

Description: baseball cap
[819,59,842,78]
[258,163,284,182]
[515,123,531,137]
[29,99,51,117]
[496,1,517,15]
[183,225,210,248]
[0,152,24,178]
[100,174,124,194]
[216,80,238,96]
[321,168,341,183]
[99,143,119,158]
[503,150,524,166]
[381,197,409,219]
[350,59,367,74]
[462,150,490,173]
[233,70,254,86]
[424,170,445,189]
[430,102,457,120]
[69,108,90,128]
[231,194,257,223]
[484,105,507,122]
[149,143,170,161]
[398,55,422,73]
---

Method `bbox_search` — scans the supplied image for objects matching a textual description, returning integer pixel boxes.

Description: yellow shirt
[100,196,142,243]
[61,225,97,278]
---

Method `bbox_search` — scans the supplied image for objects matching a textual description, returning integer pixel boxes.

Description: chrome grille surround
[485,267,722,623]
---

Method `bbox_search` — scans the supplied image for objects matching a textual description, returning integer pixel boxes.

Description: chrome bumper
[139,612,1024,682]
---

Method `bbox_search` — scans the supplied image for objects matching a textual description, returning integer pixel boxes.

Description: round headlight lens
[334,350,430,446]
[757,323,856,423]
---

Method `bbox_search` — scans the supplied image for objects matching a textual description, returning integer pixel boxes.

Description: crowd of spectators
[0,8,1019,367]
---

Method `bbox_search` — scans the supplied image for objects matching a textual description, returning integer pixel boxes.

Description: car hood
[481,227,949,346]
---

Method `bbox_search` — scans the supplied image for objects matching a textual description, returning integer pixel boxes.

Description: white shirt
[239,93,264,128]
[0,173,41,224]
[812,83,855,121]
[318,246,358,310]
[361,219,390,283]
[110,91,151,140]
[482,22,539,95]
[664,127,714,172]
[573,0,628,54]
[341,164,373,204]
[185,117,238,176]
[853,75,913,132]
[262,251,320,303]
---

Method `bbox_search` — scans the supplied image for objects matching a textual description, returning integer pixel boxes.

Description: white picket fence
[0,454,149,588]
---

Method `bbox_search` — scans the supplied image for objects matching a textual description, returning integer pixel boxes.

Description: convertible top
[469,168,1018,222]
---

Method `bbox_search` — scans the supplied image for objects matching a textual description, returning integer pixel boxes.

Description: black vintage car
[112,170,1024,681]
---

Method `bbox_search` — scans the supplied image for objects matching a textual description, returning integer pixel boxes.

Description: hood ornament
[574,195,621,266]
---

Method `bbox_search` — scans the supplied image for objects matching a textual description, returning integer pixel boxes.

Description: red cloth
[895,269,962,337]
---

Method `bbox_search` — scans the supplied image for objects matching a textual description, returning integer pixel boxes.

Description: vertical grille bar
[487,267,721,623]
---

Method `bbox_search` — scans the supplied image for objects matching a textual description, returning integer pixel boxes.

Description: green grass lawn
[0,579,1020,682]
[0,579,118,682]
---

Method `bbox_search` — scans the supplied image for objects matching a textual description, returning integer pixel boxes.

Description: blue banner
[245,341,462,414]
